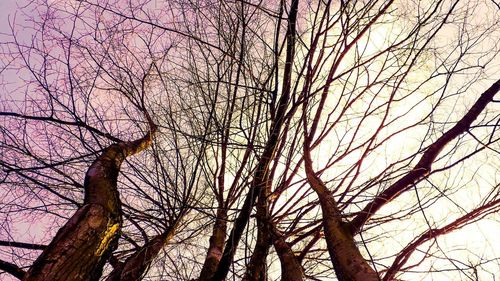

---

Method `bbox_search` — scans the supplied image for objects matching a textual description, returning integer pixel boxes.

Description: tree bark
[242,231,270,281]
[106,223,177,281]
[23,118,157,281]
[271,224,304,281]
[304,161,380,281]
[242,196,271,281]
[198,208,228,281]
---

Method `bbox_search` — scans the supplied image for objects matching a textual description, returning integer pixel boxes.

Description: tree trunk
[243,172,273,281]
[199,208,228,281]
[271,225,304,281]
[304,155,379,281]
[349,79,500,234]
[242,231,270,281]
[23,118,157,281]
[209,1,298,280]
[106,223,177,281]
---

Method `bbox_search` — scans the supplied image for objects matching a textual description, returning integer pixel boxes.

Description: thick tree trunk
[23,118,157,281]
[271,225,304,281]
[304,154,379,281]
[106,223,177,281]
[300,81,498,281]
[199,208,228,281]
[23,203,121,281]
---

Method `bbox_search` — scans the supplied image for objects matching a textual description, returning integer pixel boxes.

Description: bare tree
[0,0,498,280]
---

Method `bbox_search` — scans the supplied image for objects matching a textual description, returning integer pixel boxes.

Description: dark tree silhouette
[0,0,498,280]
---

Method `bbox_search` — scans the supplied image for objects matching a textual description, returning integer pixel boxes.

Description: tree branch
[0,240,46,251]
[0,259,25,280]
[349,79,500,234]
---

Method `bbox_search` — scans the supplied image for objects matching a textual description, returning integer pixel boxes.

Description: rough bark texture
[23,119,157,281]
[106,225,176,281]
[23,204,121,281]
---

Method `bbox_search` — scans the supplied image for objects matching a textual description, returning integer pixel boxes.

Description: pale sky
[0,1,22,34]
[0,1,498,280]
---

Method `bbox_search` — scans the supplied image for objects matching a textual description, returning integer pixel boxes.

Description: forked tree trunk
[244,190,305,281]
[244,201,305,281]
[303,81,499,281]
[349,79,500,234]
[23,118,157,281]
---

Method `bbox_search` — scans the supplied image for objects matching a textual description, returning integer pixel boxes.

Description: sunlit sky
[0,1,498,280]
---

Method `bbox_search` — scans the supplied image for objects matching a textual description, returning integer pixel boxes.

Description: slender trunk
[210,2,299,280]
[242,194,271,281]
[242,230,270,281]
[210,156,273,281]
[199,208,228,281]
[23,118,156,281]
[106,224,177,281]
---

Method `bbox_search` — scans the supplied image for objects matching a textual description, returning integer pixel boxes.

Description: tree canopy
[0,0,499,280]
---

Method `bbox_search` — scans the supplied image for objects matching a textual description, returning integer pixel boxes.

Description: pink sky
[0,2,23,34]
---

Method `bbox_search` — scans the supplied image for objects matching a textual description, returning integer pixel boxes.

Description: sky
[0,2,23,34]
[0,1,498,280]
